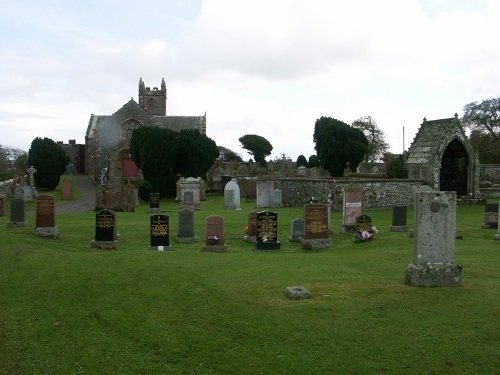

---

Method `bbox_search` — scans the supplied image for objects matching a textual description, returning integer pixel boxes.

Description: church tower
[138,78,167,115]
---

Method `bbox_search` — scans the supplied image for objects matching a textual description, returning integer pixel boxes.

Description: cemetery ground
[1,183,499,374]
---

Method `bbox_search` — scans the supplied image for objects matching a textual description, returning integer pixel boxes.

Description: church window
[121,119,142,140]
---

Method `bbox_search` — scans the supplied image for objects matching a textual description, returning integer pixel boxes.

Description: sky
[1,0,499,161]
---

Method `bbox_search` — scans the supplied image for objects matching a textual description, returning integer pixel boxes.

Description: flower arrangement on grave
[353,226,378,243]
[261,234,268,243]
[244,226,248,235]
[302,241,313,250]
[207,234,220,246]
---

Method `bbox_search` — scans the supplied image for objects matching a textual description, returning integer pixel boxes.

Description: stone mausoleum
[84,78,206,183]
[405,114,480,197]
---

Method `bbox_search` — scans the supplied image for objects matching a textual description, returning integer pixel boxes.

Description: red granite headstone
[36,195,55,228]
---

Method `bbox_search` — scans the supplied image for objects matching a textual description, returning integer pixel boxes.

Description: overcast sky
[1,0,499,161]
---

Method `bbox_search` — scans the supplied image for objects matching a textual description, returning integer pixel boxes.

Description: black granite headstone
[356,214,372,232]
[256,210,281,250]
[149,214,171,250]
[149,193,160,211]
[95,209,116,241]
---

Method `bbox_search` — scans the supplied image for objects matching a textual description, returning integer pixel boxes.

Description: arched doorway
[440,139,468,196]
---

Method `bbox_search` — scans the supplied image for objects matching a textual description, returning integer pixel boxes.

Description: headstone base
[34,227,59,239]
[494,234,500,241]
[91,240,118,249]
[148,208,161,213]
[202,245,227,252]
[301,238,332,249]
[390,225,408,232]
[339,224,356,233]
[175,236,198,244]
[288,236,303,242]
[481,224,498,229]
[255,242,281,251]
[284,286,311,300]
[405,263,462,287]
[148,245,173,251]
[7,221,28,228]
[244,235,256,243]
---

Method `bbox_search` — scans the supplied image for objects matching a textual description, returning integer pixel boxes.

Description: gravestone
[390,206,408,232]
[494,202,500,241]
[289,218,304,242]
[302,203,331,249]
[220,176,232,195]
[245,210,258,243]
[257,180,274,208]
[198,178,207,201]
[202,215,227,252]
[61,178,72,200]
[340,187,362,233]
[34,195,59,238]
[149,192,161,213]
[224,179,241,210]
[24,165,38,201]
[91,209,119,249]
[175,207,198,243]
[405,191,462,287]
[481,203,498,229]
[0,195,5,216]
[7,198,28,228]
[245,179,257,202]
[149,214,172,250]
[356,215,372,232]
[272,189,283,208]
[180,177,201,210]
[255,210,281,250]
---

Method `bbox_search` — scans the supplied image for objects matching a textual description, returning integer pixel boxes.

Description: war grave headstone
[7,198,28,228]
[149,214,172,250]
[61,178,72,200]
[390,206,408,232]
[149,192,161,213]
[180,177,201,210]
[0,195,5,216]
[289,218,304,242]
[481,203,498,229]
[245,210,258,243]
[91,209,119,249]
[224,179,241,210]
[202,215,227,252]
[34,195,59,238]
[340,187,362,233]
[257,180,274,208]
[255,210,281,250]
[245,179,257,202]
[405,191,462,287]
[272,189,283,208]
[302,203,331,249]
[494,202,500,241]
[175,207,198,243]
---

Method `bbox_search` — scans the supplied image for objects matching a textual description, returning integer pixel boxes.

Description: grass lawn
[1,192,499,374]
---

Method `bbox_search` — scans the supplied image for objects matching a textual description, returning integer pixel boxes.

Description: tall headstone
[340,187,362,233]
[255,210,281,250]
[202,215,227,252]
[302,203,331,249]
[289,218,304,242]
[245,210,258,243]
[7,198,28,227]
[224,179,241,210]
[180,177,201,210]
[149,214,172,250]
[245,179,257,202]
[175,207,198,243]
[405,191,462,287]
[91,209,119,249]
[34,195,59,238]
[149,193,161,213]
[257,180,274,208]
[61,178,72,200]
[272,189,283,208]
[481,203,499,229]
[390,206,408,232]
[24,165,38,201]
[198,178,207,201]
[0,195,5,216]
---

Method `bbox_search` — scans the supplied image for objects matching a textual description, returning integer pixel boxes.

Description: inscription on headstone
[255,210,281,250]
[356,215,372,232]
[149,214,172,250]
[302,203,332,249]
[91,209,118,249]
[340,187,362,233]
[203,215,227,252]
[34,195,58,238]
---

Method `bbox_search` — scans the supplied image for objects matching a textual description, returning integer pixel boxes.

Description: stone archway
[439,139,468,196]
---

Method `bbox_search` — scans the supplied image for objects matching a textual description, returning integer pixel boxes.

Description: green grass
[1,196,499,374]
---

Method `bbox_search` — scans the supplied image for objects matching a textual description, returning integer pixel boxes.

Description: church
[84,78,206,183]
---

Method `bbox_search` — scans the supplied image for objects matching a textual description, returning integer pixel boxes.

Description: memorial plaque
[183,191,194,207]
[304,204,329,240]
[356,215,372,232]
[95,209,116,242]
[256,210,280,250]
[150,214,170,249]
[36,195,56,228]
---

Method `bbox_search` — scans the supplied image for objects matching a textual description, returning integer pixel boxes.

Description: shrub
[138,180,153,203]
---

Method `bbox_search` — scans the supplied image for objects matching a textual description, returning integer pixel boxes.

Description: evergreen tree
[28,137,69,190]
[296,155,308,168]
[173,129,219,178]
[239,134,273,165]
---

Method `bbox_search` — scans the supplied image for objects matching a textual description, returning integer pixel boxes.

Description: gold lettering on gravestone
[96,213,114,228]
[151,216,168,236]
[306,208,327,234]
[258,212,277,241]
[37,198,54,215]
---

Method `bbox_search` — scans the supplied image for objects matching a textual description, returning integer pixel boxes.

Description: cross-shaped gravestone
[27,166,37,187]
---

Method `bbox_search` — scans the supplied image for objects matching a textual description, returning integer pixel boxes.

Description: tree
[217,146,243,162]
[469,129,500,164]
[462,97,500,140]
[173,129,219,178]
[28,137,69,190]
[238,134,273,165]
[351,116,389,162]
[313,117,368,177]
[308,155,320,168]
[0,145,27,180]
[386,154,408,178]
[296,155,308,168]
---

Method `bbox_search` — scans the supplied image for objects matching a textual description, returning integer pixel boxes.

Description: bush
[138,180,153,203]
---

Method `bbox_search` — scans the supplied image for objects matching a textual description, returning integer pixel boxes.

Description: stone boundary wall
[276,178,424,209]
[480,164,500,184]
